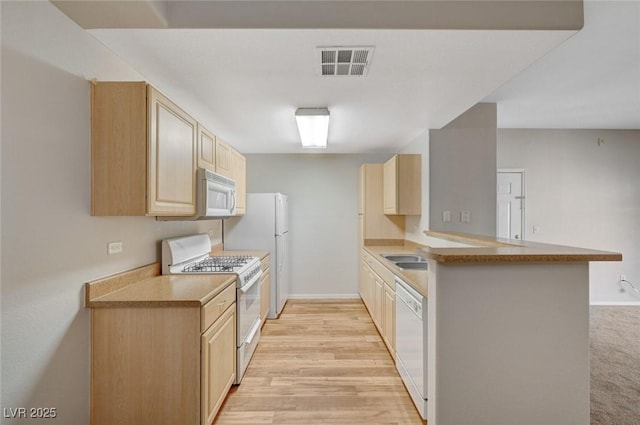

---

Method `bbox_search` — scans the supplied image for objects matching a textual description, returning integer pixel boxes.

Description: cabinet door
[215,138,233,178]
[197,125,216,171]
[91,81,148,216]
[395,154,422,215]
[359,260,369,309]
[383,156,397,214]
[201,304,236,425]
[383,283,395,355]
[362,163,405,240]
[373,274,384,330]
[383,154,421,215]
[232,150,246,215]
[260,270,270,323]
[148,86,197,215]
[361,261,376,314]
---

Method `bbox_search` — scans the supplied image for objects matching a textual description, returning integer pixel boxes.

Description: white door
[497,171,524,240]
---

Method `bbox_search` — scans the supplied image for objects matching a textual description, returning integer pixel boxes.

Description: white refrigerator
[223,193,289,318]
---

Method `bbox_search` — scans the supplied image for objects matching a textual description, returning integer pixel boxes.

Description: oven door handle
[244,318,262,345]
[238,269,262,293]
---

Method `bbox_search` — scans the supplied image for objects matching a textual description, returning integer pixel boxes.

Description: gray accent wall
[429,103,497,235]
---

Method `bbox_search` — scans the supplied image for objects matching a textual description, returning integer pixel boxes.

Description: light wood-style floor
[214,300,425,425]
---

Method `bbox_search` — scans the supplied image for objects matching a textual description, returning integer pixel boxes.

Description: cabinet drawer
[362,250,374,267]
[362,249,395,286]
[202,282,236,332]
[260,255,270,272]
[370,257,395,287]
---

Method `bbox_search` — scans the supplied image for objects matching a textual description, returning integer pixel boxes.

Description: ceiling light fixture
[295,108,330,149]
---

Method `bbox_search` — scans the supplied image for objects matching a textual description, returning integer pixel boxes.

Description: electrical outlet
[108,241,123,255]
[460,210,471,223]
[620,274,626,282]
[442,210,451,222]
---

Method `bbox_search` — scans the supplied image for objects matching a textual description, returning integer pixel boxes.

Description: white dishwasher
[395,276,428,419]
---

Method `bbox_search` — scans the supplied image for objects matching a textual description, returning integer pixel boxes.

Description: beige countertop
[363,244,428,296]
[86,249,270,308]
[87,273,236,308]
[419,231,622,263]
[364,232,621,297]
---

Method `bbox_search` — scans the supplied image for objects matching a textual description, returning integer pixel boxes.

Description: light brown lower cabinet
[260,255,271,324]
[373,274,384,330]
[201,306,236,425]
[359,259,371,310]
[383,281,395,353]
[90,283,236,425]
[360,249,396,359]
[260,270,271,324]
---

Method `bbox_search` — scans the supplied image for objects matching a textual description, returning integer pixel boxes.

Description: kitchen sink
[395,262,428,270]
[381,253,428,270]
[382,254,426,262]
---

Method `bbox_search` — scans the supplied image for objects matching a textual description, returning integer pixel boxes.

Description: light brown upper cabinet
[215,137,233,179]
[197,124,216,172]
[91,82,197,216]
[215,138,246,215]
[383,154,422,215]
[359,164,405,241]
[232,149,246,215]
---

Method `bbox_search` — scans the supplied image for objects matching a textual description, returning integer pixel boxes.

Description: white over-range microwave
[198,168,237,218]
[159,168,236,220]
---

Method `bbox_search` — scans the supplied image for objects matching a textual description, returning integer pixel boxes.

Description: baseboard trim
[287,294,361,300]
[590,301,640,306]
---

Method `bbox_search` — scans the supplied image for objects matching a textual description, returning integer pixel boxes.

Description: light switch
[442,211,451,222]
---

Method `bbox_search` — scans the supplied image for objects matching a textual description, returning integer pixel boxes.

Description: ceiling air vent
[318,46,375,77]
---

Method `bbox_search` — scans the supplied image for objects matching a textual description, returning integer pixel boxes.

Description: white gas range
[162,233,262,384]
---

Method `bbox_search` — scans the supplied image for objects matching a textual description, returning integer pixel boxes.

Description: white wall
[244,153,388,298]
[429,103,497,235]
[1,3,222,423]
[0,1,3,408]
[498,129,640,305]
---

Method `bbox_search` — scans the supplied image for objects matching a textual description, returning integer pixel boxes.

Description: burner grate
[182,255,254,273]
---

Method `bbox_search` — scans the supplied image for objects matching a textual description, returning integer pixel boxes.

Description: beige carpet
[590,306,640,425]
